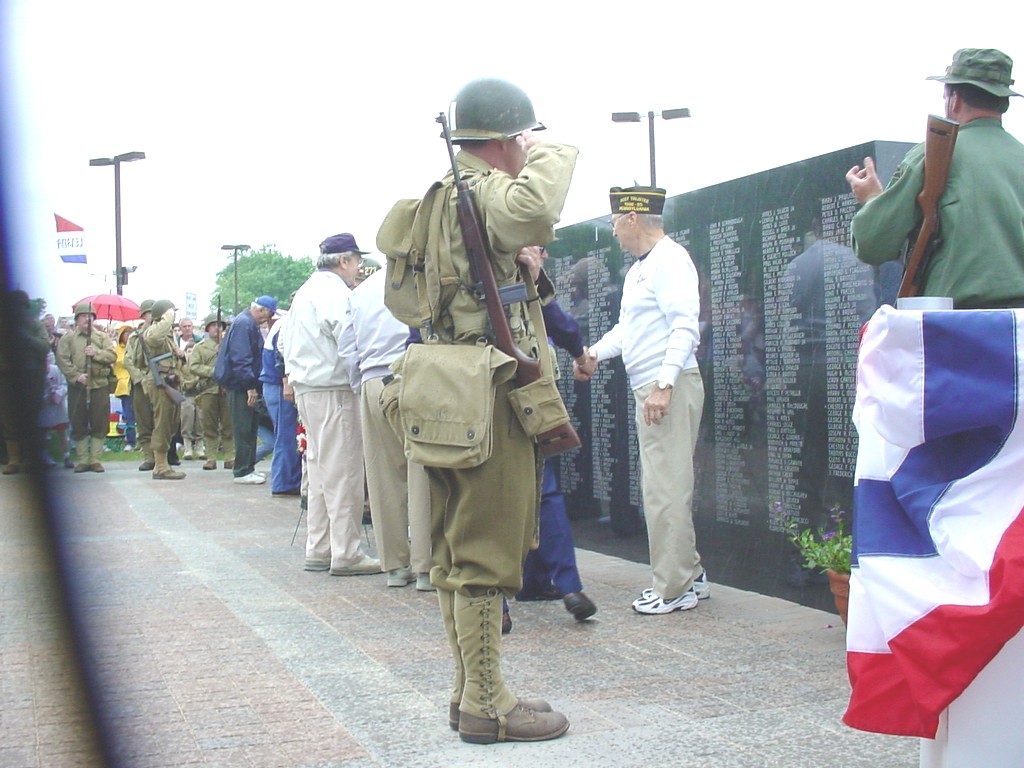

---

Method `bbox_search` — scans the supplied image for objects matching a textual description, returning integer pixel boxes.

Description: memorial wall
[548,140,914,611]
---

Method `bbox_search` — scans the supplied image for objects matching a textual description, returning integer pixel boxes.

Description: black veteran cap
[610,186,667,215]
[927,48,1020,97]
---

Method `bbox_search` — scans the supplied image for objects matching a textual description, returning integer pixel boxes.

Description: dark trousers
[67,384,110,442]
[228,388,258,477]
[518,458,584,598]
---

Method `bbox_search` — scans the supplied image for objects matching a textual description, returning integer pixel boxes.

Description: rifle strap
[521,269,555,379]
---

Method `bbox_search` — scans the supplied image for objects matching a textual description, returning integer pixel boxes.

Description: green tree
[210,245,313,316]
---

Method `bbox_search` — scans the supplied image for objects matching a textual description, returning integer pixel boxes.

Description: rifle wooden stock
[898,115,959,299]
[439,113,580,456]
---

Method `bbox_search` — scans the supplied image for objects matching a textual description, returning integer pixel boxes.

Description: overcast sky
[3,1,1023,320]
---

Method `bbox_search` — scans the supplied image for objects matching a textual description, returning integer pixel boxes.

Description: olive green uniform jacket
[851,118,1024,308]
[55,326,117,389]
[186,337,221,397]
[142,315,182,457]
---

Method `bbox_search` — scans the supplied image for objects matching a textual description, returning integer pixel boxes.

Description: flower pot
[826,569,850,626]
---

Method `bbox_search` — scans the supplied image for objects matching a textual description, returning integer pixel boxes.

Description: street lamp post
[89,151,146,296]
[221,244,251,313]
[611,108,690,188]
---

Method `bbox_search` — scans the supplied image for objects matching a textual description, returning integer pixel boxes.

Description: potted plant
[771,502,852,624]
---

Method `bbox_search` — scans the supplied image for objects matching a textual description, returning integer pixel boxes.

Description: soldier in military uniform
[188,314,233,471]
[142,300,186,480]
[846,48,1024,308]
[378,78,576,744]
[124,299,156,470]
[55,302,117,472]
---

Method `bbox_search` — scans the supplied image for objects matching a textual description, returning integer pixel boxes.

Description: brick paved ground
[1,464,920,767]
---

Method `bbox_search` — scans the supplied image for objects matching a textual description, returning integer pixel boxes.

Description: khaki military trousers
[196,391,233,457]
[144,381,181,470]
[132,381,154,461]
[633,370,704,601]
[426,380,538,597]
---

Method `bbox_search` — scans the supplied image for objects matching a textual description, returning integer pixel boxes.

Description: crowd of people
[3,45,1020,752]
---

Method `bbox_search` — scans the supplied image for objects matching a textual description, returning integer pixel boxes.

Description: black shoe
[501,610,512,635]
[563,591,597,621]
[272,489,301,497]
[517,584,561,602]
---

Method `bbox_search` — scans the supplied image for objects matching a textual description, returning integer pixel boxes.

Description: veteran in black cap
[846,48,1024,308]
[575,184,708,616]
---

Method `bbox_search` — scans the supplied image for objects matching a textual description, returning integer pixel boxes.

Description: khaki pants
[360,376,414,572]
[296,389,365,569]
[132,381,154,460]
[633,369,704,600]
[143,381,180,459]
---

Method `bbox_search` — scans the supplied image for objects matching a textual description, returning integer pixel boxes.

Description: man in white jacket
[282,233,379,576]
[575,186,709,614]
[340,264,433,592]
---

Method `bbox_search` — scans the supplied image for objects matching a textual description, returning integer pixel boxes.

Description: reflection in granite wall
[550,141,913,611]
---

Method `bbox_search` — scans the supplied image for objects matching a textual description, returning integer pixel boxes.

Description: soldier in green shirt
[187,315,233,471]
[124,300,156,470]
[846,48,1024,308]
[55,302,116,472]
[142,300,186,480]
[379,78,575,745]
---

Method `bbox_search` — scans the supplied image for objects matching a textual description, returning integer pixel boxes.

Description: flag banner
[55,213,86,263]
[845,305,1024,738]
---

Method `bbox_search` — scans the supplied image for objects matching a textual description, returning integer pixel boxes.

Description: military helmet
[73,301,96,319]
[202,313,226,331]
[151,299,176,319]
[139,299,155,316]
[449,78,546,142]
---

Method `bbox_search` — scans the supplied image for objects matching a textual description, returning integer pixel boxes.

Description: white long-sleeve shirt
[339,269,407,392]
[588,235,701,390]
[281,269,354,395]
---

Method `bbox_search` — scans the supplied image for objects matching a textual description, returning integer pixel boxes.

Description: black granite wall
[550,140,914,611]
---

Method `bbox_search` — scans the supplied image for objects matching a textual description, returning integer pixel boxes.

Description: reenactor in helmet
[377,78,577,744]
[55,301,117,472]
[124,299,156,470]
[188,314,233,471]
[142,299,186,480]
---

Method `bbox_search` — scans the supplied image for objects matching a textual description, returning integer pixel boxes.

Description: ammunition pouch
[506,375,571,438]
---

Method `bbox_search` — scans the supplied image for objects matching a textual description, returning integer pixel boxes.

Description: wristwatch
[656,380,673,390]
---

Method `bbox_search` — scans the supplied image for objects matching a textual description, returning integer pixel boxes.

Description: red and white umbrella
[73,294,141,322]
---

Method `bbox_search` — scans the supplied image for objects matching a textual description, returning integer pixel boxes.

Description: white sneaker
[632,589,698,615]
[233,472,266,485]
[693,570,711,600]
[386,566,415,587]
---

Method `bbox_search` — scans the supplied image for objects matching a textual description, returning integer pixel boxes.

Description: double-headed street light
[221,244,251,314]
[611,108,690,189]
[89,151,146,296]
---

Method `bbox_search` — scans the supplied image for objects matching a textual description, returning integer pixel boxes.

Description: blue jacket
[215,310,263,390]
[542,299,584,359]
